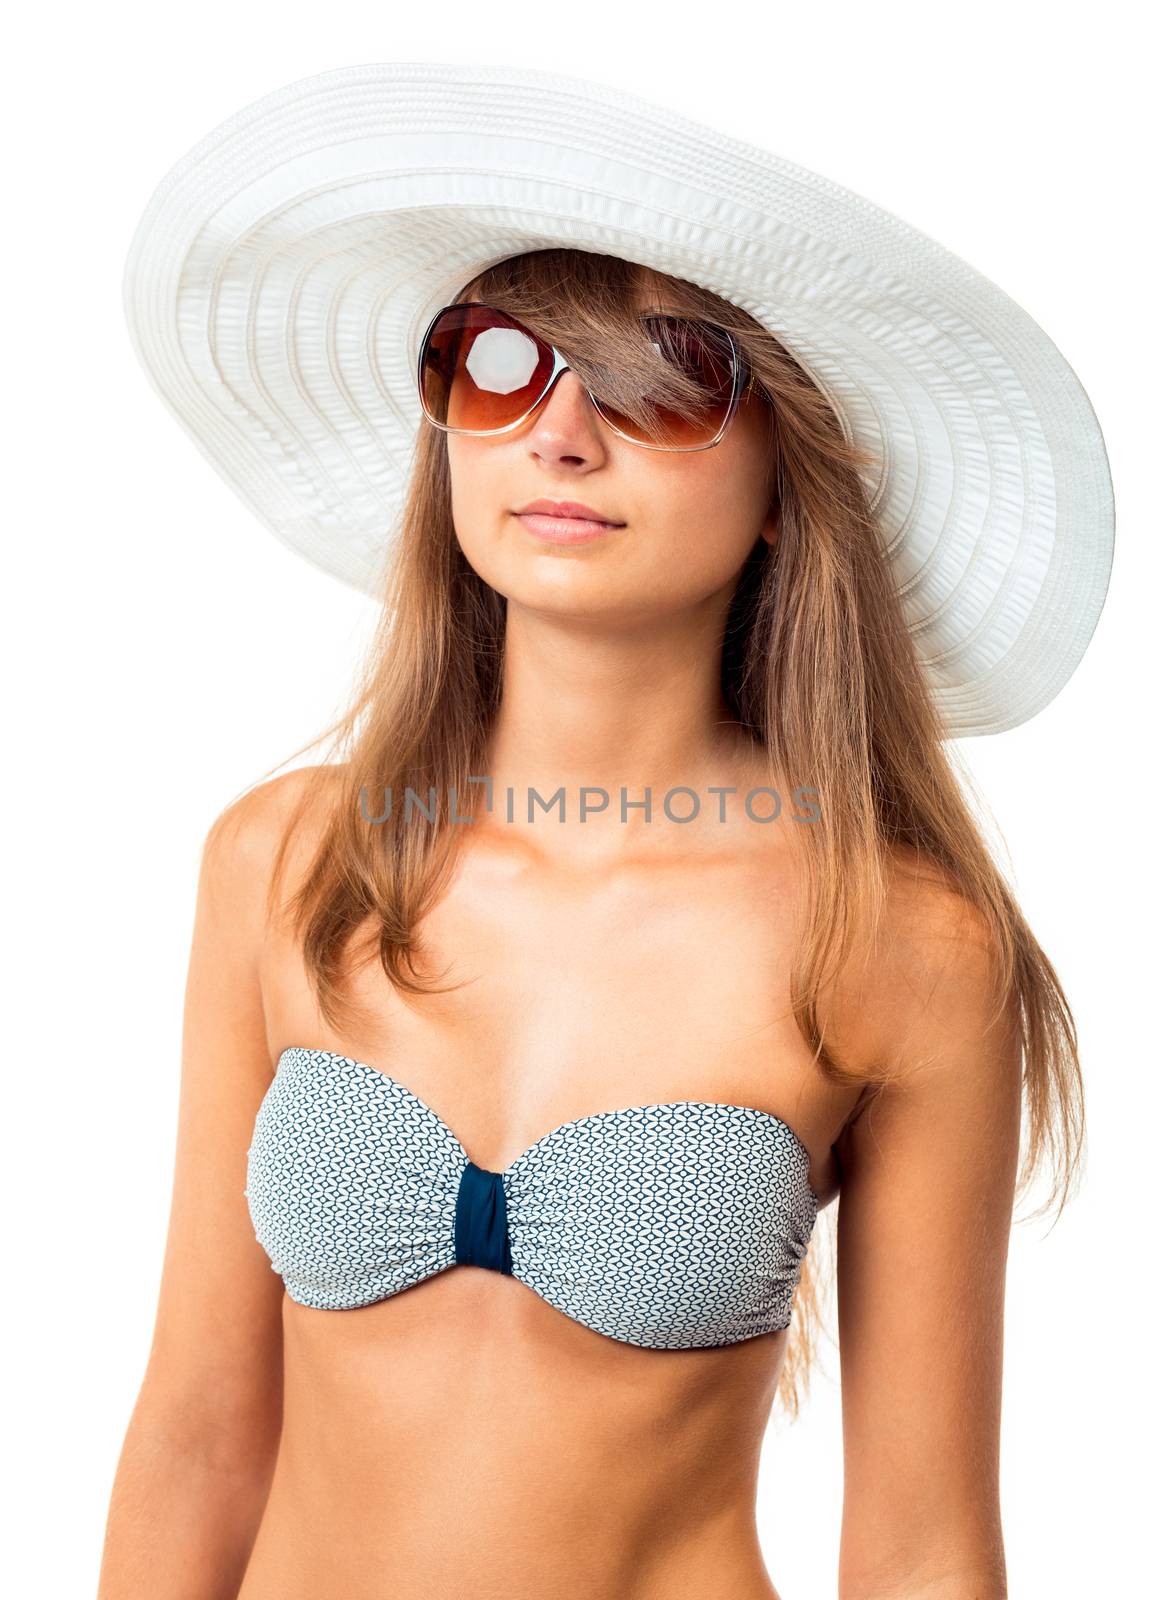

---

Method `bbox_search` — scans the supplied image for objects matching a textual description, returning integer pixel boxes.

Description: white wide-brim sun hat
[122,60,1114,738]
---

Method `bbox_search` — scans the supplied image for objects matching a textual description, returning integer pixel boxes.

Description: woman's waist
[240,1439,778,1600]
[273,1364,763,1524]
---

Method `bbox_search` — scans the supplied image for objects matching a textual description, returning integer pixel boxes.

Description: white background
[5,3,1166,1595]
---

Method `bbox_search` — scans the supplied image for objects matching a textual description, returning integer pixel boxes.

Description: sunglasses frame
[416,301,759,453]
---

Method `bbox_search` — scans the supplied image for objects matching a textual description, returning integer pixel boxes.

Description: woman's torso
[236,769,860,1599]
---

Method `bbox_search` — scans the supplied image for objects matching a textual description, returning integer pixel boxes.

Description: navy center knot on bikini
[453,1159,514,1275]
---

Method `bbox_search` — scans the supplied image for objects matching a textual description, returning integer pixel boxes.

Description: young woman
[100,64,1114,1600]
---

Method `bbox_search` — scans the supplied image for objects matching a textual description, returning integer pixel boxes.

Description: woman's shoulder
[198,763,347,929]
[204,761,343,849]
[879,840,994,941]
[823,841,1009,1082]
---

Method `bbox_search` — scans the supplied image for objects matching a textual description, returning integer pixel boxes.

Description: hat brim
[122,60,1115,737]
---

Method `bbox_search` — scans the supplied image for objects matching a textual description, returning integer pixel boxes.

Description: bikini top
[244,1046,819,1350]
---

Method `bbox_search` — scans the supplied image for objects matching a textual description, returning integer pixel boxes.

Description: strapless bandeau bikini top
[244,1046,819,1350]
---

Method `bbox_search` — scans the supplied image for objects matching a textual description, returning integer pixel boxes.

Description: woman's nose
[524,369,608,459]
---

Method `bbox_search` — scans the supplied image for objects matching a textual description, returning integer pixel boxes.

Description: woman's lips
[513,512,624,544]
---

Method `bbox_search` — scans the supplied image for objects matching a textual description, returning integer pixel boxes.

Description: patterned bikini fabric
[245,1046,819,1350]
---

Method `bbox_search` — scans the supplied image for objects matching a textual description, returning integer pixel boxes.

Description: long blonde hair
[247,247,1082,1418]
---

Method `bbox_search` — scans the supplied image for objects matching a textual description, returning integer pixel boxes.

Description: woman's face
[446,287,778,625]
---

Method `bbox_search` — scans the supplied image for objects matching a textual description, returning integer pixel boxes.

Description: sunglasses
[416,302,758,452]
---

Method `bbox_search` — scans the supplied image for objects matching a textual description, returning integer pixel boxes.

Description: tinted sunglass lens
[592,318,740,448]
[419,306,553,431]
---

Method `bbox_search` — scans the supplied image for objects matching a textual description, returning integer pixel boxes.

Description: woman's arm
[831,876,1022,1600]
[96,785,289,1599]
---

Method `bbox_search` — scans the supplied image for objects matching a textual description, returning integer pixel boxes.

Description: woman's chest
[261,830,828,1171]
